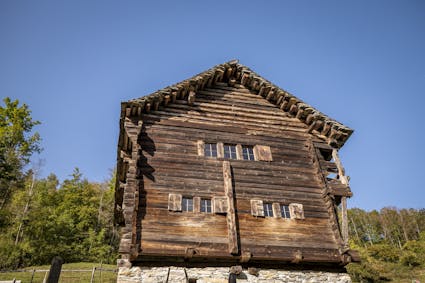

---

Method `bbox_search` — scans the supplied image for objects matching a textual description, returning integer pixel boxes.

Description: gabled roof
[121,60,353,148]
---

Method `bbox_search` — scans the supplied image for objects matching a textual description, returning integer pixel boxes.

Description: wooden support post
[341,196,349,249]
[43,271,48,283]
[223,161,239,255]
[90,267,96,283]
[119,119,144,260]
[332,149,349,185]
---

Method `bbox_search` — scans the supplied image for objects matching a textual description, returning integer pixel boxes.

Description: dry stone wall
[117,266,352,283]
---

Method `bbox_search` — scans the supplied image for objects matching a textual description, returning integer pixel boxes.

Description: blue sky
[1,1,424,210]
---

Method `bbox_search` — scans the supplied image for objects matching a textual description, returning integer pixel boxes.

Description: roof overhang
[120,60,353,149]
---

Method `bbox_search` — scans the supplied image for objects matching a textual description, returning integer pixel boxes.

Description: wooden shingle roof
[121,60,353,148]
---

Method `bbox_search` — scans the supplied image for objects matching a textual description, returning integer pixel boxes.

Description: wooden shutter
[213,197,228,214]
[250,199,264,217]
[168,193,182,211]
[289,203,305,219]
[193,197,201,213]
[254,145,273,161]
[217,142,224,158]
[272,203,281,218]
[236,144,243,160]
[197,140,204,156]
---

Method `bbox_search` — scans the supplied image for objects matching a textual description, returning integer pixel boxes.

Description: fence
[0,266,117,283]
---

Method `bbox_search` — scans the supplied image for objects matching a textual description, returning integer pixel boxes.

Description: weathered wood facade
[115,60,359,269]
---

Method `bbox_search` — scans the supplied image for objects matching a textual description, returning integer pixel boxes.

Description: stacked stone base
[117,266,352,283]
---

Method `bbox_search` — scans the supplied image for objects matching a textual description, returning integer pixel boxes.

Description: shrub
[367,244,400,262]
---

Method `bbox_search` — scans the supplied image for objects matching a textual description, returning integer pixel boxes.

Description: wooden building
[114,60,359,277]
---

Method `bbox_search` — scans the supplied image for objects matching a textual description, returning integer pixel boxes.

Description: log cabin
[115,60,359,282]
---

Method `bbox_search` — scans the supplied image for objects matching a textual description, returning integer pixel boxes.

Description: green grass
[0,262,117,283]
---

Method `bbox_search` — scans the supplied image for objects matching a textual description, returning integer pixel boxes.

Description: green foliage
[367,243,400,262]
[346,261,381,283]
[0,170,118,270]
[347,208,425,282]
[0,97,41,209]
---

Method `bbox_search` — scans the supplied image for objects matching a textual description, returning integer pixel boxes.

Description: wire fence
[0,267,117,283]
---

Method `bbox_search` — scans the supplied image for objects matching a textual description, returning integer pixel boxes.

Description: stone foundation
[117,266,352,283]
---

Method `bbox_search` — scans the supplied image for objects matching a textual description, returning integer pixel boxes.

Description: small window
[281,205,291,219]
[263,203,274,217]
[224,144,237,159]
[182,197,193,212]
[242,146,255,160]
[204,143,217,158]
[319,148,333,161]
[200,198,212,213]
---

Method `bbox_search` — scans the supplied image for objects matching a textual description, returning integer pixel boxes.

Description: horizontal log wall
[128,83,340,263]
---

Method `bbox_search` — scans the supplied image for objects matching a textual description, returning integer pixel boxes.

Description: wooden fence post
[90,267,96,283]
[46,256,63,283]
[30,268,35,283]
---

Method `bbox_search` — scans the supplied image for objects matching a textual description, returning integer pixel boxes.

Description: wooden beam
[241,73,250,85]
[145,103,151,113]
[223,161,239,255]
[225,67,233,80]
[171,91,177,103]
[280,100,288,110]
[341,197,349,250]
[266,91,274,101]
[153,100,160,111]
[332,149,349,185]
[188,91,196,106]
[308,119,323,133]
[164,95,171,106]
[321,121,332,136]
[289,104,298,115]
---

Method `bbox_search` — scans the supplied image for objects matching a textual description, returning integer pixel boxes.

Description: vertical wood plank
[236,144,243,160]
[332,149,349,184]
[272,203,281,218]
[217,142,224,158]
[196,140,205,156]
[193,197,201,213]
[223,161,239,255]
[341,196,349,249]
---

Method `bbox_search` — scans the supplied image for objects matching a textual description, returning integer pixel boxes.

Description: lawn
[0,262,117,283]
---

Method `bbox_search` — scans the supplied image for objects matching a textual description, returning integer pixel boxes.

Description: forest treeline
[1,98,424,281]
[0,169,118,269]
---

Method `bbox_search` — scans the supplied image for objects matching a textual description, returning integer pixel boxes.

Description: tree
[0,97,41,209]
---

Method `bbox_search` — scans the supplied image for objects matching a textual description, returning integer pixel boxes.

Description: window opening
[327,172,338,180]
[263,203,274,217]
[281,205,290,219]
[200,198,212,213]
[319,148,333,161]
[242,146,255,160]
[204,143,217,158]
[182,197,193,212]
[224,144,237,159]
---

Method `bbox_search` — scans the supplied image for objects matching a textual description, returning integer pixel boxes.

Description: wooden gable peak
[121,60,353,148]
